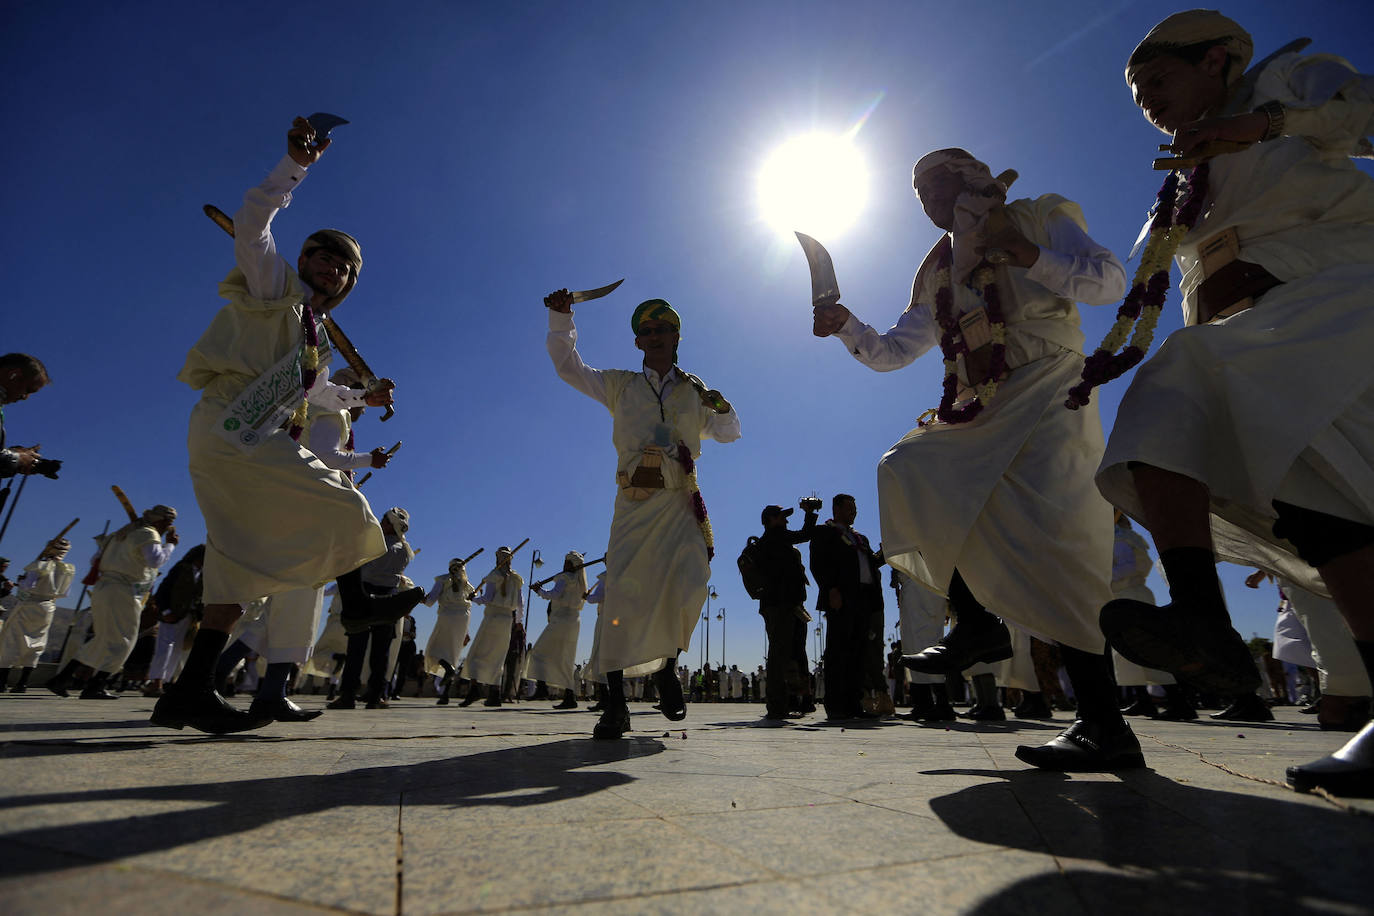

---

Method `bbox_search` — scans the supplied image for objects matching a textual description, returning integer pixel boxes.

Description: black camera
[799,496,822,512]
[31,458,61,480]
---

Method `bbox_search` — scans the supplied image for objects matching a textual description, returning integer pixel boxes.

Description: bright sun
[757,132,868,240]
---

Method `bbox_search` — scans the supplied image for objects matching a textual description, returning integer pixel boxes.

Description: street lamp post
[703,586,717,673]
[717,607,726,670]
[517,548,543,702]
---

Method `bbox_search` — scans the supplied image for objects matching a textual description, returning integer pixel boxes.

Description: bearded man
[155,116,421,735]
[813,148,1136,769]
[1097,9,1374,797]
[544,290,741,739]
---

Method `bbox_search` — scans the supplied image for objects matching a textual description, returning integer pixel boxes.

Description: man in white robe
[47,506,177,699]
[0,537,75,692]
[1097,9,1374,797]
[813,148,1138,769]
[461,547,524,707]
[528,551,589,708]
[544,290,741,739]
[423,558,473,705]
[155,116,421,734]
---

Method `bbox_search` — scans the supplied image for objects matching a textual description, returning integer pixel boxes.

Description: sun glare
[757,133,868,240]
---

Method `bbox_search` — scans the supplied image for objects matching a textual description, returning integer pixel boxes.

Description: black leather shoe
[1210,693,1274,722]
[901,621,1013,675]
[592,703,631,739]
[45,678,72,698]
[963,702,1007,721]
[1156,701,1198,721]
[327,694,357,710]
[655,669,687,722]
[150,686,267,734]
[80,687,121,700]
[482,694,502,707]
[553,695,578,709]
[249,696,323,722]
[1101,599,1259,696]
[1286,723,1374,797]
[365,694,390,709]
[1120,698,1159,717]
[458,691,481,707]
[1015,719,1146,771]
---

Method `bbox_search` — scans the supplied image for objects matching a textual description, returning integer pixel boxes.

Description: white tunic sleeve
[547,310,608,407]
[234,156,308,301]
[1023,211,1128,306]
[833,306,939,373]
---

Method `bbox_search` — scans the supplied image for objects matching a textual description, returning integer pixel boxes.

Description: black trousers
[761,604,803,716]
[822,608,867,717]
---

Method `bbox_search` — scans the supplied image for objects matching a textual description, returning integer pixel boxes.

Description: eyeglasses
[636,324,677,337]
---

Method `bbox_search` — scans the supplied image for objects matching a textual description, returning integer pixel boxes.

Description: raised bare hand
[544,289,574,313]
[287,116,332,168]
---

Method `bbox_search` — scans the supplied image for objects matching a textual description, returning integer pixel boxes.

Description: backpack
[737,536,767,599]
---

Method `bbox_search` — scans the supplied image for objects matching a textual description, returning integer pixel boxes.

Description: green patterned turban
[631,299,681,335]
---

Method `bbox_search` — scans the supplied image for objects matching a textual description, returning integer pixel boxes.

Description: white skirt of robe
[878,350,1115,653]
[596,487,708,678]
[464,606,513,685]
[525,606,581,689]
[1097,265,1374,597]
[424,607,470,675]
[304,595,347,678]
[0,598,56,668]
[188,398,386,605]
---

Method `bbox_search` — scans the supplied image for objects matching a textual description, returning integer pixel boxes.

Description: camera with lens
[799,496,823,512]
[31,457,62,480]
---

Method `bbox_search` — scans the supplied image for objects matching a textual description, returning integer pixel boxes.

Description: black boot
[80,671,120,700]
[1157,683,1198,720]
[151,627,265,734]
[554,688,578,709]
[655,658,686,721]
[1101,547,1258,695]
[1210,693,1274,722]
[1120,686,1159,717]
[336,569,425,633]
[1013,690,1054,720]
[459,682,483,707]
[45,659,82,697]
[11,667,34,693]
[963,673,1006,721]
[482,684,503,707]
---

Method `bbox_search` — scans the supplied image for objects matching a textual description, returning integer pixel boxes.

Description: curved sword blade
[795,232,841,307]
[570,278,625,303]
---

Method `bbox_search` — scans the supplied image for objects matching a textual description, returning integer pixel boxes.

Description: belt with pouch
[1195,259,1283,324]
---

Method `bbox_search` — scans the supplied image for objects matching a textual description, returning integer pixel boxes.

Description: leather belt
[1196,259,1282,323]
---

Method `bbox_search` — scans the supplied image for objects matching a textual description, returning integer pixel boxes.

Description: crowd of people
[1,9,1371,799]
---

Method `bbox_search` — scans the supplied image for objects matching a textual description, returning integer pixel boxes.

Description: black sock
[214,639,254,689]
[949,569,1000,631]
[606,670,626,706]
[1060,645,1124,726]
[15,667,33,688]
[258,662,292,700]
[177,628,231,690]
[1157,547,1227,621]
[366,626,394,697]
[1355,640,1374,695]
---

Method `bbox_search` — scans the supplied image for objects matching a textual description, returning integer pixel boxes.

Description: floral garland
[676,441,714,561]
[929,250,1009,425]
[1065,162,1210,410]
[287,302,322,440]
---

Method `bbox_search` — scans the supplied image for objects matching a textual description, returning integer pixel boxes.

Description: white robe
[1097,52,1374,594]
[526,575,585,690]
[77,527,168,673]
[836,195,1127,653]
[464,568,522,686]
[423,574,472,675]
[0,559,75,668]
[304,591,347,678]
[547,312,741,677]
[178,156,384,605]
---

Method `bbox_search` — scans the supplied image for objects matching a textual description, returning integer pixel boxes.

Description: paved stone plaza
[1,693,1369,915]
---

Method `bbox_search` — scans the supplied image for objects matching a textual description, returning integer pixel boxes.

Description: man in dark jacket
[753,502,819,720]
[809,494,885,720]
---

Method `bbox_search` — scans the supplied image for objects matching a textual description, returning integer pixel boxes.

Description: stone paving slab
[0,694,1369,915]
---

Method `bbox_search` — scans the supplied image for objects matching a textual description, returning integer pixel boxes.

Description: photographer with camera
[743,499,819,721]
[0,353,60,483]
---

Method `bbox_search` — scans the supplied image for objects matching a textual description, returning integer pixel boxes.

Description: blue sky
[3,1,1371,673]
